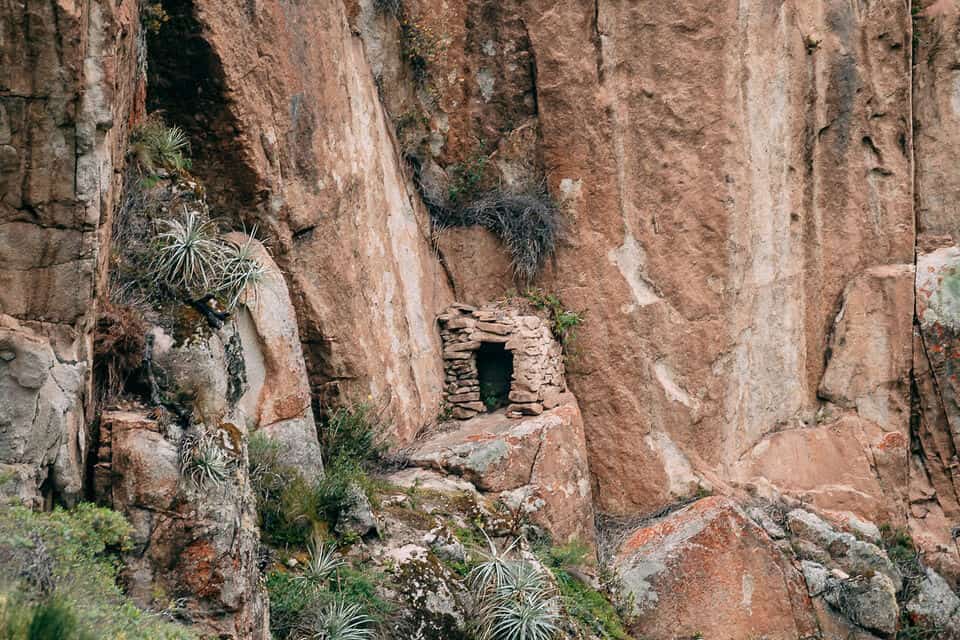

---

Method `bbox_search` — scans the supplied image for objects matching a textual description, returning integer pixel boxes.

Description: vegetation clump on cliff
[0,501,195,640]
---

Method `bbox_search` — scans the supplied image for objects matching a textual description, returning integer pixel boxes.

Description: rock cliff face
[6,0,960,637]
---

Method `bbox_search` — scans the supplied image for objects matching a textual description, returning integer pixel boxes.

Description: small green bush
[523,290,584,354]
[321,404,384,466]
[266,563,390,640]
[0,503,195,639]
[249,434,316,547]
[266,570,317,640]
[251,403,385,545]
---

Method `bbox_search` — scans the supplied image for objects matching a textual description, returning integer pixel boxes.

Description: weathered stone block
[508,389,539,403]
[507,402,544,416]
[448,391,480,403]
[476,321,512,335]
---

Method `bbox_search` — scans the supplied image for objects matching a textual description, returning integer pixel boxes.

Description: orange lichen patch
[464,432,499,443]
[616,497,817,639]
[180,540,223,598]
[876,431,908,451]
[619,496,727,555]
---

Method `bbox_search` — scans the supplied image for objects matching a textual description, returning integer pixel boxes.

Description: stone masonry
[438,303,566,419]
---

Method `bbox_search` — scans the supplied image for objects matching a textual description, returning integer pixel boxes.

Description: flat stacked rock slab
[408,393,594,545]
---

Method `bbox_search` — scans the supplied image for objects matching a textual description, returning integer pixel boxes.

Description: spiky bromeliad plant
[218,232,269,310]
[299,599,375,640]
[296,543,345,592]
[180,432,229,489]
[470,536,561,640]
[132,121,191,173]
[152,208,224,298]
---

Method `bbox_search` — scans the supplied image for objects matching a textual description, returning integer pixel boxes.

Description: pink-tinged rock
[735,414,907,526]
[614,497,817,640]
[819,265,914,431]
[228,233,323,477]
[102,410,269,639]
[409,394,594,544]
[228,234,312,427]
[182,0,453,443]
[107,412,179,515]
[433,227,514,307]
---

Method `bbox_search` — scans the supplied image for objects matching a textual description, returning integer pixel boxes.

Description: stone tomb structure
[438,304,567,419]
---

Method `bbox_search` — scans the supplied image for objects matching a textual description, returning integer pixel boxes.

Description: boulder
[229,233,323,478]
[101,410,268,639]
[334,482,380,539]
[409,395,594,544]
[905,567,960,633]
[786,509,901,591]
[822,573,899,636]
[819,265,914,432]
[736,415,902,525]
[613,496,817,640]
[0,314,85,507]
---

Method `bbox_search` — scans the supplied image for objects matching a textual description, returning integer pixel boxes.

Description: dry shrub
[93,301,147,400]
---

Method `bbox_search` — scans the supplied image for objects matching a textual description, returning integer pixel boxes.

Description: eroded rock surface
[101,410,268,640]
[410,395,594,545]
[613,497,817,640]
[0,315,85,507]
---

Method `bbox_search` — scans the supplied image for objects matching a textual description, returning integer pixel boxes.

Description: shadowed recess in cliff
[145,0,260,221]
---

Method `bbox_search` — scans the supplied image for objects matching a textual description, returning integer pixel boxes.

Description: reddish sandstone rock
[409,394,594,544]
[101,411,268,639]
[228,233,323,478]
[736,414,908,526]
[364,0,915,518]
[147,0,454,442]
[614,497,817,640]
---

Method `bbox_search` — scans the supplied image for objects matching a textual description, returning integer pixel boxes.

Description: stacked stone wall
[438,304,566,419]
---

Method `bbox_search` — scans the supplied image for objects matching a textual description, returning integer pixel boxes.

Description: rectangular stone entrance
[477,341,513,412]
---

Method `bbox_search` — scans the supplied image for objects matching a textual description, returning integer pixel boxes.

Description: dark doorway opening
[477,342,513,412]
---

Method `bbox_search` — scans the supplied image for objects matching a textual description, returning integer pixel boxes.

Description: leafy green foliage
[249,434,316,547]
[480,381,503,412]
[534,541,631,640]
[266,562,390,640]
[447,153,489,206]
[0,503,195,639]
[321,404,384,466]
[250,405,385,546]
[266,571,316,640]
[523,290,584,353]
[880,525,926,599]
[0,596,94,640]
